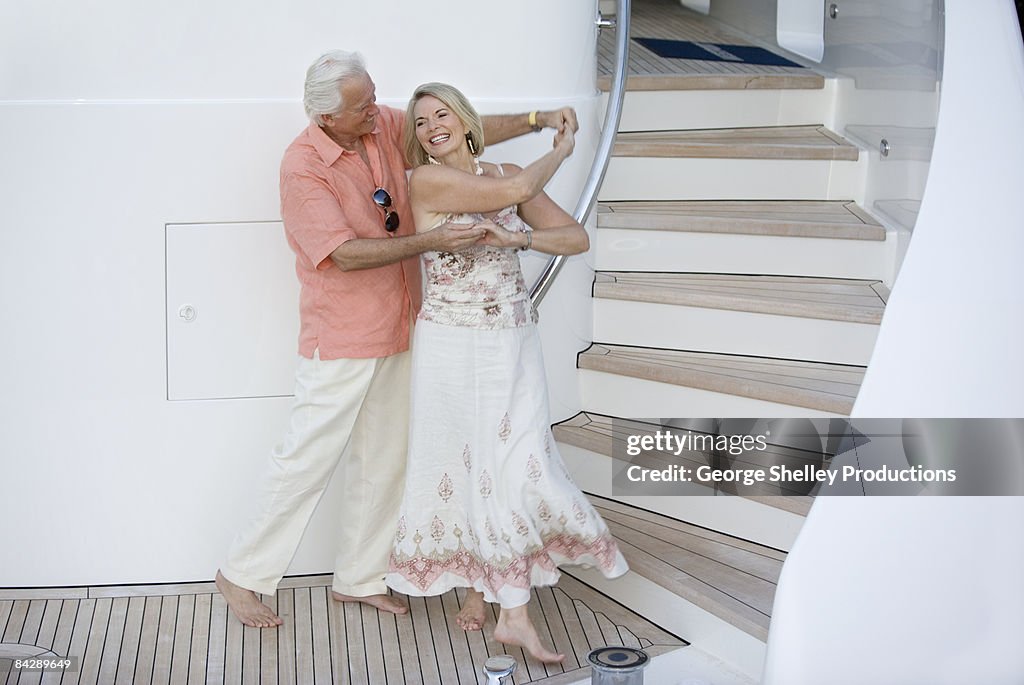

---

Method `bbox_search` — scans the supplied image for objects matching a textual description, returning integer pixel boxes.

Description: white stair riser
[559,442,804,551]
[595,229,893,280]
[580,370,845,418]
[604,86,834,132]
[600,157,865,201]
[593,298,879,365]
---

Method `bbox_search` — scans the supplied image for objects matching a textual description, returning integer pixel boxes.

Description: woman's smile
[414,94,467,158]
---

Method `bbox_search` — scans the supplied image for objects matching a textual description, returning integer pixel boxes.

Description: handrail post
[529,0,632,306]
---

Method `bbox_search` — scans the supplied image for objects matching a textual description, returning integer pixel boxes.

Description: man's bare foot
[331,591,408,615]
[215,570,283,628]
[494,605,565,664]
[455,590,487,631]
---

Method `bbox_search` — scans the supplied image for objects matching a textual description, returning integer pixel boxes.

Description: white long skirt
[385,319,627,608]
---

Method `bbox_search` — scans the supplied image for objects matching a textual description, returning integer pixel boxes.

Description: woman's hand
[476,220,528,250]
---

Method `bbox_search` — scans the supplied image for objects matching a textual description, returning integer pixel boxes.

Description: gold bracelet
[528,110,541,132]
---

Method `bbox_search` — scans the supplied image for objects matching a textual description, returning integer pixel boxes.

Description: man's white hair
[303,50,368,125]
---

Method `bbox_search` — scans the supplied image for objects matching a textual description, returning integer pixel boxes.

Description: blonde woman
[385,83,627,664]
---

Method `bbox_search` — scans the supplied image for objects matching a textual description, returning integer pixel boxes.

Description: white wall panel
[166,222,299,401]
[0,0,597,102]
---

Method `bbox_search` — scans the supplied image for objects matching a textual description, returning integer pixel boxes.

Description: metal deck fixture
[588,647,650,683]
[482,654,517,684]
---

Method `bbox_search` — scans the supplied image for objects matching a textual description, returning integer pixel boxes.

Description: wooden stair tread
[585,493,786,641]
[597,0,823,92]
[579,344,864,414]
[561,411,815,511]
[594,272,887,324]
[598,72,825,92]
[597,200,885,241]
[614,125,860,160]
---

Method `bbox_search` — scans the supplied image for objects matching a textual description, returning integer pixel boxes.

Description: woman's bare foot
[331,591,408,615]
[494,605,565,664]
[215,570,283,628]
[455,590,487,631]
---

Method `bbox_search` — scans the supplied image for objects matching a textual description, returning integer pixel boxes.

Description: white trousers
[221,349,410,597]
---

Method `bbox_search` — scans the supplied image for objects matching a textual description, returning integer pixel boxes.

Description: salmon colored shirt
[280,106,421,360]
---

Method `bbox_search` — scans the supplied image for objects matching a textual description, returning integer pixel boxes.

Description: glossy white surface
[763,497,1024,684]
[600,157,866,202]
[595,229,893,280]
[0,0,597,101]
[854,0,1024,415]
[593,299,880,365]
[707,0,941,236]
[579,372,843,418]
[825,1,942,236]
[607,86,834,132]
[777,0,825,62]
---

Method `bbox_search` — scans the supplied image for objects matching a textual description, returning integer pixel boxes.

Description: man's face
[323,72,379,141]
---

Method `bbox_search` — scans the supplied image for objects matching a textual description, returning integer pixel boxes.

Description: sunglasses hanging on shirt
[372,187,400,233]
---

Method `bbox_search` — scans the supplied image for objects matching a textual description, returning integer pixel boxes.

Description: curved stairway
[579,0,896,418]
[553,0,897,678]
[588,122,890,417]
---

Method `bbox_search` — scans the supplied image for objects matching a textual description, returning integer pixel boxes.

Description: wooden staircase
[588,122,885,416]
[551,0,896,677]
[579,0,896,419]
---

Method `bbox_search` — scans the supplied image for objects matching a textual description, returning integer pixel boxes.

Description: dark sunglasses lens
[384,211,400,232]
[373,188,392,208]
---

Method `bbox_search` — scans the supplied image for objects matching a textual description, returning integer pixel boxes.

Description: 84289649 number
[1,656,79,674]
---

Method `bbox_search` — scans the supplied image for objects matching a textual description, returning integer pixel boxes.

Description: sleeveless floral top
[419,206,538,330]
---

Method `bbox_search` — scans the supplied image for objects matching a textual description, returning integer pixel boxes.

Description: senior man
[216,50,578,628]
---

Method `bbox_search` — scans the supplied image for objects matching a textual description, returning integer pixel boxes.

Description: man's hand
[429,222,487,252]
[538,107,579,134]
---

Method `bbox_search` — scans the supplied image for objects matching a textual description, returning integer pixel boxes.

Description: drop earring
[465,132,478,155]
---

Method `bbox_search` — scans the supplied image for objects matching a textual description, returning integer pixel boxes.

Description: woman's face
[413,95,466,158]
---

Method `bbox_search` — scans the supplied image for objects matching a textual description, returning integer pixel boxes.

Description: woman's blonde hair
[404,82,485,168]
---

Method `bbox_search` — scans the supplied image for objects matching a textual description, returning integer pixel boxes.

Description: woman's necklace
[428,153,483,176]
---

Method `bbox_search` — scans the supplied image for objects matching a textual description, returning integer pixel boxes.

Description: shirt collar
[307,120,382,167]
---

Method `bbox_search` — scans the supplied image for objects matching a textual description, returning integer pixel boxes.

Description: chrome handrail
[530,0,632,306]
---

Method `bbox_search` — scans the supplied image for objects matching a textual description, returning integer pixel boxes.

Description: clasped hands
[538,107,579,136]
[432,220,524,251]
[541,107,577,155]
